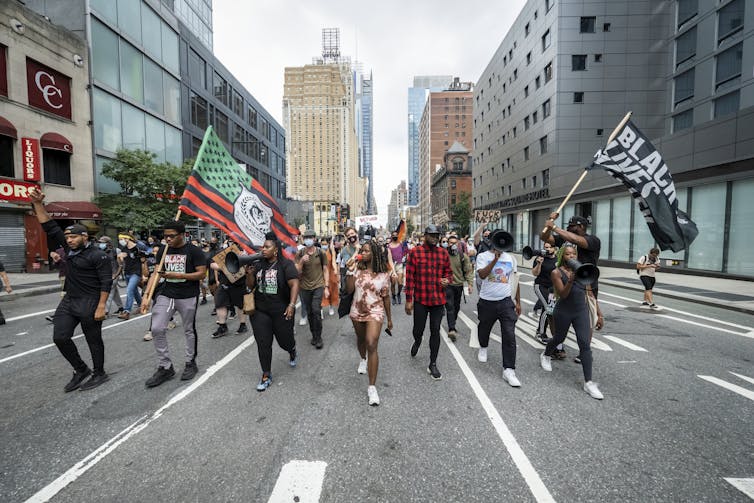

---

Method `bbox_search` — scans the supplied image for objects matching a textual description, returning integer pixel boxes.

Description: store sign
[26,58,71,119]
[0,177,39,203]
[500,188,550,208]
[21,138,41,181]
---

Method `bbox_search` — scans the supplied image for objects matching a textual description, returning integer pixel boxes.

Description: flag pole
[141,208,182,312]
[541,111,632,231]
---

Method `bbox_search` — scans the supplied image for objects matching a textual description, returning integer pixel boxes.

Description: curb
[0,285,61,302]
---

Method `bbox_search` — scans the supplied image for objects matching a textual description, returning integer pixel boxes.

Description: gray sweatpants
[106,282,123,313]
[151,294,198,369]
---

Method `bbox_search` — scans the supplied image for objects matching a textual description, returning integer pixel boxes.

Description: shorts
[393,263,404,275]
[640,275,656,291]
[214,284,245,309]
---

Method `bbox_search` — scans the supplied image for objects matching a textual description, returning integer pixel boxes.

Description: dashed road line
[697,375,754,402]
[729,372,754,386]
[603,335,648,352]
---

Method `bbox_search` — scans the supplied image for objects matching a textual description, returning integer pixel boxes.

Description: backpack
[636,255,646,275]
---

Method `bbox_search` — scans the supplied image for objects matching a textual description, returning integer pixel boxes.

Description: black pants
[533,283,550,312]
[545,306,593,381]
[251,308,295,374]
[477,297,518,369]
[53,295,105,373]
[413,302,445,364]
[301,287,323,340]
[445,285,463,331]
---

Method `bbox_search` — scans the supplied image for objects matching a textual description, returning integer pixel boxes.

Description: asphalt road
[1,274,753,502]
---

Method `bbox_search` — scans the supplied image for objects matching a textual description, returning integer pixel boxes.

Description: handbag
[243,288,256,315]
[586,291,598,329]
[338,288,354,318]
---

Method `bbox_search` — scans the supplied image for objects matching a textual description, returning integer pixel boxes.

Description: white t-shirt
[476,251,517,301]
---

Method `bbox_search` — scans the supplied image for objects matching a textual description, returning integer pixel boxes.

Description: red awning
[0,116,17,139]
[45,201,102,219]
[40,132,73,153]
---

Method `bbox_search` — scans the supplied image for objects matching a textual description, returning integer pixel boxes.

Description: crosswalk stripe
[729,372,754,386]
[698,375,754,402]
[268,460,327,503]
[517,314,613,352]
[724,478,754,500]
[603,335,648,352]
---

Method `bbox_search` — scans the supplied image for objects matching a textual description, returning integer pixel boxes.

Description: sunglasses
[164,233,179,239]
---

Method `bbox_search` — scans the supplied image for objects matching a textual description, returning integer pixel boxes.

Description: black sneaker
[537,334,551,345]
[181,361,198,381]
[145,365,175,387]
[289,349,298,368]
[315,337,323,349]
[211,324,229,339]
[574,356,582,364]
[228,309,237,320]
[79,372,110,391]
[236,323,248,334]
[410,340,420,358]
[211,308,217,316]
[64,368,91,392]
[427,363,442,380]
[200,297,207,305]
[0,317,5,326]
[553,349,567,360]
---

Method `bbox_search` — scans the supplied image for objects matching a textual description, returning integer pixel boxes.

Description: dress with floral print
[349,269,390,322]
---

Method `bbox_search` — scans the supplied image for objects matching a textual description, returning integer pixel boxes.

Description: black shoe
[200,297,207,305]
[315,337,323,349]
[0,317,5,325]
[574,356,582,364]
[410,341,420,358]
[536,334,551,345]
[145,365,175,387]
[211,308,217,316]
[116,307,124,313]
[228,309,237,320]
[181,361,198,381]
[311,337,317,346]
[45,315,54,323]
[427,363,442,380]
[553,349,567,360]
[236,323,248,334]
[64,368,91,392]
[211,324,229,339]
[79,372,110,391]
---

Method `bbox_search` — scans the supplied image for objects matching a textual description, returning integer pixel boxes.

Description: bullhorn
[522,246,545,260]
[565,258,600,286]
[489,229,515,252]
[225,252,264,274]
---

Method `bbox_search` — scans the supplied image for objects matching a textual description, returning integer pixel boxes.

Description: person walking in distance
[637,248,660,309]
[29,188,113,391]
[531,243,558,344]
[246,233,300,391]
[295,229,330,349]
[475,232,522,387]
[0,259,12,325]
[444,235,473,342]
[338,227,359,291]
[141,221,207,387]
[345,241,393,405]
[540,245,605,399]
[117,233,147,320]
[97,236,124,317]
[387,230,408,305]
[320,237,340,317]
[404,225,452,380]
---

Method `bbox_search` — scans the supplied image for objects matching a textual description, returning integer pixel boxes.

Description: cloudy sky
[213,0,527,225]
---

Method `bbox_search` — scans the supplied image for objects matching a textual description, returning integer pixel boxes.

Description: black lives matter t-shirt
[158,243,207,299]
[254,258,299,312]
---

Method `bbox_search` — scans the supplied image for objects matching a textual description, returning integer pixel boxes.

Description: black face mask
[348,236,357,243]
[391,236,398,242]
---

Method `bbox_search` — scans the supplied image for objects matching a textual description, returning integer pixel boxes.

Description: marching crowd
[20,187,672,406]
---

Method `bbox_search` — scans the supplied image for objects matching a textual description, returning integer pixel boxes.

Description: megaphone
[225,252,264,274]
[565,258,600,286]
[489,229,514,252]
[522,246,545,261]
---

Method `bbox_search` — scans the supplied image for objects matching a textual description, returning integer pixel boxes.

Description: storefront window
[0,136,13,177]
[91,20,119,91]
[121,103,145,150]
[687,183,725,271]
[632,202,656,262]
[43,150,71,186]
[593,199,610,258]
[93,89,122,153]
[520,211,530,249]
[611,197,631,261]
[660,188,688,262]
[119,40,144,104]
[726,178,754,275]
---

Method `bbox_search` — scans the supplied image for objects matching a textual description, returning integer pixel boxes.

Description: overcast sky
[213,0,527,225]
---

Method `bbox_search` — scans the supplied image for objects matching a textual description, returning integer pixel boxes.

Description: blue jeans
[125,273,142,312]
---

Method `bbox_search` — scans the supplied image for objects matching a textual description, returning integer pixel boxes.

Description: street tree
[94,149,193,232]
[452,191,472,236]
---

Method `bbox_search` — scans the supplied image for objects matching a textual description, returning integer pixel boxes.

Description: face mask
[118,239,127,248]
[98,243,107,250]
[391,236,398,241]
[304,239,314,247]
[451,245,458,252]
[441,242,448,248]
[348,236,357,243]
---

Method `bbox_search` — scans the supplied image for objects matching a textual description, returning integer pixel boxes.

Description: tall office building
[407,75,452,206]
[387,180,408,230]
[359,71,375,214]
[473,0,753,277]
[165,0,213,51]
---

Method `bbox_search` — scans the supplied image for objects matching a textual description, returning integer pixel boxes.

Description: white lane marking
[730,372,754,386]
[725,478,754,500]
[603,335,648,352]
[6,309,56,322]
[513,322,559,349]
[16,332,28,336]
[598,299,627,308]
[697,375,754,402]
[658,314,752,337]
[458,311,480,348]
[441,328,555,503]
[268,460,327,503]
[617,360,638,363]
[1,314,151,364]
[517,312,613,351]
[24,336,255,503]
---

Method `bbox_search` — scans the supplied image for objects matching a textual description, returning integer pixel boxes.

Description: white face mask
[118,239,127,248]
[98,243,107,250]
[304,239,314,247]
[441,242,449,248]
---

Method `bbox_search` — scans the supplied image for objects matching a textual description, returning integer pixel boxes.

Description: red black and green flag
[179,126,298,253]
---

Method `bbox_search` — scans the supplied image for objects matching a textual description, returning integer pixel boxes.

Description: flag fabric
[587,119,698,252]
[395,219,407,243]
[179,126,298,253]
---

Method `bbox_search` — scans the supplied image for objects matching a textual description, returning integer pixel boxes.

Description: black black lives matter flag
[588,119,698,252]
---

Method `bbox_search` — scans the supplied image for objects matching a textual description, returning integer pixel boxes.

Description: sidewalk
[1,272,62,302]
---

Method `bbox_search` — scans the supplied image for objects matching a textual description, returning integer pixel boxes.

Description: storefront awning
[45,201,102,219]
[0,116,17,139]
[40,132,73,153]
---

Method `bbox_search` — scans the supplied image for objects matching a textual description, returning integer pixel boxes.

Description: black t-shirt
[254,258,298,312]
[211,249,246,288]
[534,255,557,287]
[158,243,207,299]
[0,259,5,272]
[554,233,601,265]
[122,246,144,276]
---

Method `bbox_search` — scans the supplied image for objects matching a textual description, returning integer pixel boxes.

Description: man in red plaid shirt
[405,225,452,380]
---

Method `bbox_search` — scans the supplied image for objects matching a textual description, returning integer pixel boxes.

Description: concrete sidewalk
[1,272,63,302]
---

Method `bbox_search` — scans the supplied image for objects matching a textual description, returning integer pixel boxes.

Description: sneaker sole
[79,375,110,391]
[146,374,175,388]
[427,368,442,380]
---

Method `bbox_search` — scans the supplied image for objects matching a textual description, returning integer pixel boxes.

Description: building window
[507,185,512,195]
[247,105,258,129]
[453,160,463,171]
[0,135,12,177]
[572,55,587,71]
[715,42,742,91]
[542,99,551,118]
[214,109,229,143]
[603,23,611,32]
[672,109,693,132]
[451,194,457,205]
[677,0,698,27]
[544,62,553,82]
[574,92,584,103]
[522,177,527,189]
[541,30,551,51]
[232,90,244,118]
[674,69,695,106]
[524,116,530,130]
[580,16,596,33]
[524,85,529,97]
[143,59,164,115]
[213,72,228,106]
[451,179,457,188]
[594,53,602,62]
[532,175,537,187]
[542,169,550,187]
[540,135,548,154]
[596,128,603,136]
[718,0,743,44]
[714,90,740,118]
[526,52,532,65]
[43,149,71,186]
[545,0,554,13]
[524,146,530,161]
[91,20,119,91]
[676,27,697,67]
[535,76,541,89]
[119,40,144,104]
[525,23,530,36]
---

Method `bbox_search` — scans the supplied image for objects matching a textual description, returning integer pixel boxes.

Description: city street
[1,273,753,502]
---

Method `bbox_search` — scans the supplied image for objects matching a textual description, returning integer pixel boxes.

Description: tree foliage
[94,149,193,231]
[452,191,472,237]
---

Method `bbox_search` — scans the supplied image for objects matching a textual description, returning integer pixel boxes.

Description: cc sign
[26,58,71,119]
[34,71,63,109]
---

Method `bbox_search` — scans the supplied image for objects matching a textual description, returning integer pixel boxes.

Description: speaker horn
[225,252,264,274]
[489,229,515,252]
[522,246,545,261]
[565,258,600,286]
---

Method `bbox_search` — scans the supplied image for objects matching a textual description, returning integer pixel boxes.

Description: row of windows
[676,0,744,69]
[0,137,71,186]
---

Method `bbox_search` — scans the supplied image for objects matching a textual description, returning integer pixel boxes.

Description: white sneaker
[329,306,335,316]
[584,381,603,399]
[357,358,367,375]
[477,347,488,362]
[503,368,521,387]
[299,318,307,326]
[143,331,153,341]
[540,351,552,372]
[367,385,380,406]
